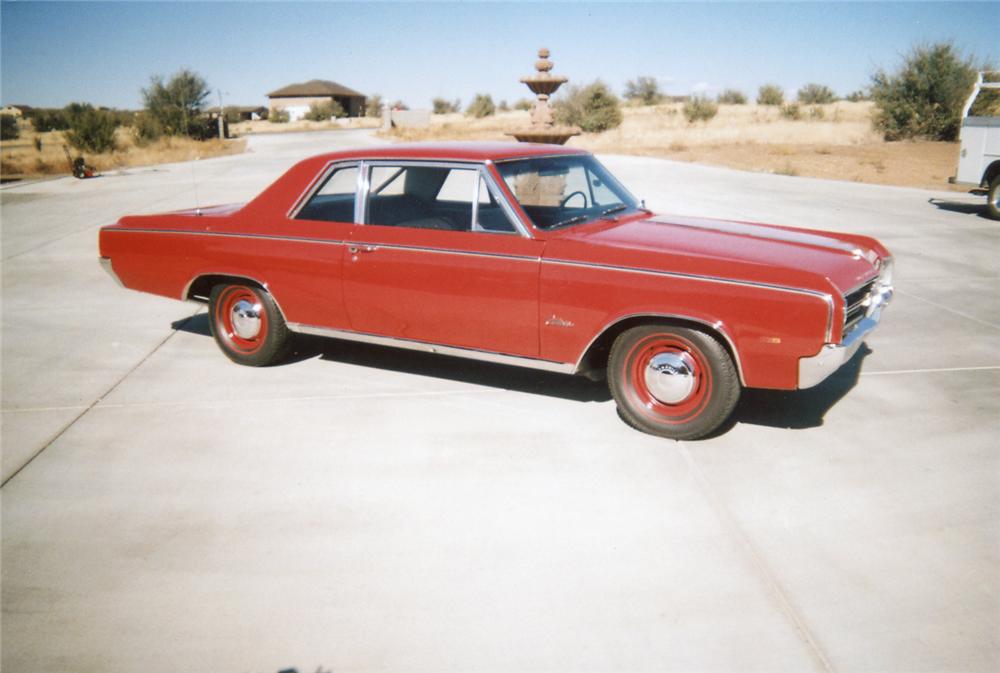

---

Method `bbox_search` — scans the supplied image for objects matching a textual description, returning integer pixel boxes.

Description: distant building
[267,80,366,120]
[0,105,29,117]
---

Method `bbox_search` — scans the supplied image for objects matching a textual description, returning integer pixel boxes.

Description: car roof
[311,141,590,163]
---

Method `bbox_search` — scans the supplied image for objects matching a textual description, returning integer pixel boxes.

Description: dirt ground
[384,103,969,192]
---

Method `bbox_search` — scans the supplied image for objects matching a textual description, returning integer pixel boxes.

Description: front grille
[843,279,877,336]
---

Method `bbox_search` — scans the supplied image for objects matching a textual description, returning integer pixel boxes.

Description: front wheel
[608,324,740,440]
[988,175,999,221]
[208,283,291,366]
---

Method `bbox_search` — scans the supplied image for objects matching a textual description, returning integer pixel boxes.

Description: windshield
[495,155,641,229]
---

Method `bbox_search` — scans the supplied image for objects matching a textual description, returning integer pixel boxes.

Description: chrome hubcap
[644,351,697,404]
[230,299,262,339]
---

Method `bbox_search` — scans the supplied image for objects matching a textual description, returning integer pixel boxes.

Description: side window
[296,165,358,222]
[366,165,478,232]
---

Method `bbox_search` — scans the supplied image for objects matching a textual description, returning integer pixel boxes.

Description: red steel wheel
[608,324,740,440]
[208,283,291,366]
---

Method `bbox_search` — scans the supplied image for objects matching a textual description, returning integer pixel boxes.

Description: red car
[99,142,893,439]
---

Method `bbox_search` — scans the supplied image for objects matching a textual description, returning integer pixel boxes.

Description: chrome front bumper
[99,256,124,287]
[798,281,893,389]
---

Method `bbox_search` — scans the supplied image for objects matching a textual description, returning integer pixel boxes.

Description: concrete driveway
[2,130,998,673]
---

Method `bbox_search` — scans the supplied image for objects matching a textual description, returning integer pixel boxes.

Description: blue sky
[1,2,997,109]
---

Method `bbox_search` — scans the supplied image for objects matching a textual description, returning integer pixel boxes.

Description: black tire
[608,324,740,440]
[208,283,291,366]
[988,175,1000,221]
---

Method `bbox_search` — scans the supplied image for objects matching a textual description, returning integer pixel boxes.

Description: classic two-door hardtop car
[99,142,893,439]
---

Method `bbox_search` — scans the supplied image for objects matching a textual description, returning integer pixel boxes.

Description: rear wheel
[988,175,999,221]
[608,324,740,440]
[208,283,290,366]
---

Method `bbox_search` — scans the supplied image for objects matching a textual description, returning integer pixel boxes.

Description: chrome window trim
[287,160,362,221]
[492,152,589,164]
[573,312,746,385]
[543,258,836,343]
[358,159,531,238]
[285,322,575,374]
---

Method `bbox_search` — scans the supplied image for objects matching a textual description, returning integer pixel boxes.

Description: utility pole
[217,89,225,139]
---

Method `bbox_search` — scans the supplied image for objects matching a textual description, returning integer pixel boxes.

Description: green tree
[466,93,496,118]
[65,103,117,153]
[623,76,663,105]
[365,94,384,117]
[757,83,784,105]
[871,43,982,141]
[797,83,836,104]
[513,98,533,111]
[1,114,19,140]
[432,97,461,114]
[32,109,70,132]
[141,68,210,137]
[554,81,623,133]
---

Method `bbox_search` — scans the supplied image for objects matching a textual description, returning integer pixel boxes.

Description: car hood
[544,213,882,295]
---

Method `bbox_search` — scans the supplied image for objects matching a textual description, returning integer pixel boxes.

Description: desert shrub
[141,68,210,137]
[269,108,290,124]
[554,80,623,132]
[1,114,19,140]
[432,97,461,114]
[132,112,163,144]
[717,88,747,104]
[683,95,718,122]
[304,100,345,121]
[871,43,982,141]
[498,100,509,112]
[365,94,383,117]
[188,116,226,141]
[808,106,825,120]
[389,100,409,111]
[969,71,1000,116]
[845,90,869,102]
[757,83,784,105]
[780,103,802,120]
[32,109,70,132]
[466,93,496,118]
[513,98,533,111]
[624,76,663,105]
[64,103,117,153]
[797,83,836,104]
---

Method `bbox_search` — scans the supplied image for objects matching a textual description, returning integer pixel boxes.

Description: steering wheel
[559,191,587,209]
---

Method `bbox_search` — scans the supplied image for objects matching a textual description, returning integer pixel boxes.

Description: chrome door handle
[348,245,378,254]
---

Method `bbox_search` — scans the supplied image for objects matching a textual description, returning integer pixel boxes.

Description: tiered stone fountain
[508,48,580,145]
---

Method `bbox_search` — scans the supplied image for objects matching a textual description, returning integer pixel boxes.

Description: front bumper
[99,256,124,287]
[798,280,893,389]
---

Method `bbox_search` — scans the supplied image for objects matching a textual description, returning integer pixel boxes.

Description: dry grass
[380,102,964,191]
[1,123,245,179]
[231,116,382,135]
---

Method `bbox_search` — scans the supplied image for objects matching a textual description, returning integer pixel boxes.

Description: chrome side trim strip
[101,227,348,247]
[573,312,747,386]
[98,257,124,287]
[103,227,536,262]
[350,242,538,262]
[286,322,576,375]
[543,257,836,342]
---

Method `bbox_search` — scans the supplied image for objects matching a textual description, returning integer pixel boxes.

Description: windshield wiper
[548,214,590,229]
[600,204,629,218]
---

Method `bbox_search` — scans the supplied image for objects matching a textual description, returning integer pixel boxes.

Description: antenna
[190,156,202,215]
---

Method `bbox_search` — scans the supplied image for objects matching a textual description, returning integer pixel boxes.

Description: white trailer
[952,73,1000,219]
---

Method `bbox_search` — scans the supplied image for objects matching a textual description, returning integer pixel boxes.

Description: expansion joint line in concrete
[679,445,836,673]
[0,307,205,488]
[895,288,1000,331]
